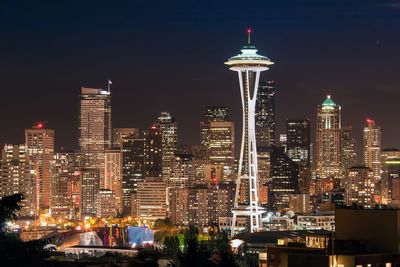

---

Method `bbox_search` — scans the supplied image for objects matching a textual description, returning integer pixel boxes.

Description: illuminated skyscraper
[104,149,122,212]
[208,122,235,169]
[255,80,276,148]
[79,87,111,216]
[50,151,82,219]
[156,112,178,180]
[168,153,194,188]
[341,126,357,173]
[80,168,100,216]
[200,106,229,147]
[0,144,36,217]
[316,95,341,179]
[25,123,55,209]
[225,29,274,235]
[363,119,381,183]
[200,106,234,180]
[79,87,111,178]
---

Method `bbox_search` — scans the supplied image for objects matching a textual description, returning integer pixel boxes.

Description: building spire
[247,27,252,45]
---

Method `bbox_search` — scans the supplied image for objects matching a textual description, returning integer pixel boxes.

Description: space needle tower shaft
[225,29,274,237]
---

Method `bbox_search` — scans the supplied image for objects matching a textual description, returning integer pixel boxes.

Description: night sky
[1,0,400,156]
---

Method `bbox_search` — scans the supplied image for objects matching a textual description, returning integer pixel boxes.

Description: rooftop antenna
[108,80,112,92]
[247,27,252,45]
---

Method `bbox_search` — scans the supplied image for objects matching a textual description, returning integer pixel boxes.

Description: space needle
[225,29,274,236]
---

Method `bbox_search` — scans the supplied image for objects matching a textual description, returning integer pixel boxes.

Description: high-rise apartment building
[79,87,111,179]
[121,136,144,215]
[0,144,36,217]
[168,154,194,188]
[363,119,381,183]
[25,124,55,209]
[169,182,234,227]
[156,112,178,180]
[341,126,357,174]
[315,95,341,179]
[345,166,374,208]
[255,80,276,148]
[135,177,168,224]
[144,125,163,178]
[112,128,139,148]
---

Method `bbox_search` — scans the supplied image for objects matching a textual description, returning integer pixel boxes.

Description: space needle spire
[225,28,274,237]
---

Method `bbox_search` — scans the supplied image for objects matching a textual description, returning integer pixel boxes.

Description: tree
[0,193,51,266]
[0,193,24,233]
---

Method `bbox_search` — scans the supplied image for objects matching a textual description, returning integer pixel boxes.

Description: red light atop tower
[34,121,45,129]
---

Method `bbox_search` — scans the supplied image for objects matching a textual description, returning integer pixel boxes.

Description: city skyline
[1,1,400,152]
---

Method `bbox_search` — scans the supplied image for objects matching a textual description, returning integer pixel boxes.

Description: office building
[168,153,194,188]
[286,119,311,167]
[96,189,116,218]
[268,147,299,211]
[104,149,122,212]
[135,177,168,224]
[255,80,276,148]
[208,121,235,170]
[315,95,341,179]
[200,106,229,147]
[80,168,100,217]
[50,151,83,218]
[381,149,400,204]
[25,124,54,209]
[286,119,311,194]
[144,125,162,178]
[363,118,382,183]
[341,126,357,174]
[121,136,144,215]
[79,87,111,182]
[112,128,139,148]
[156,112,178,180]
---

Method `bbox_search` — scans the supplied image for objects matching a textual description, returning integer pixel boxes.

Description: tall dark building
[255,80,276,148]
[341,126,357,174]
[286,119,311,194]
[144,125,163,178]
[269,147,299,211]
[286,119,311,167]
[121,134,145,215]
